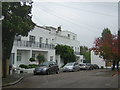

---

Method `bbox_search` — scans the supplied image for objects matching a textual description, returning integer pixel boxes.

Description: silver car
[63,62,80,72]
[79,64,88,70]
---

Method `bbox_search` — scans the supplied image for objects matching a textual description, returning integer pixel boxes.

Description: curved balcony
[14,40,55,49]
[74,52,80,55]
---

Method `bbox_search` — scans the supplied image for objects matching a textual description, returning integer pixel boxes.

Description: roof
[36,25,57,31]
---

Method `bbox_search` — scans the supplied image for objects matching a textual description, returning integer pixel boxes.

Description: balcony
[14,40,55,49]
[74,52,80,55]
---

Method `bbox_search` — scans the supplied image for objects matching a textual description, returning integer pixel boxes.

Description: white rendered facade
[11,26,81,68]
[91,51,105,68]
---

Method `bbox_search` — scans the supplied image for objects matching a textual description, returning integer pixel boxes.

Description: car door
[52,62,58,73]
[49,62,54,73]
[74,63,78,71]
[74,63,79,71]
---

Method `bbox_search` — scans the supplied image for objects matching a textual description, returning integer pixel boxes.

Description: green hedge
[28,64,38,68]
[19,64,38,69]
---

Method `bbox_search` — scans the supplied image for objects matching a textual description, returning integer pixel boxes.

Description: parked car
[85,63,94,70]
[92,64,99,69]
[33,61,59,75]
[79,64,88,70]
[63,62,80,72]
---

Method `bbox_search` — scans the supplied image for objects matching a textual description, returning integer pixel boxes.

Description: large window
[50,56,53,61]
[17,53,21,61]
[39,37,43,43]
[29,35,35,43]
[10,53,15,64]
[32,54,36,58]
[46,38,48,44]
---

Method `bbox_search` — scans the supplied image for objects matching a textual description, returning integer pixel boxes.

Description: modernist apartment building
[11,25,81,68]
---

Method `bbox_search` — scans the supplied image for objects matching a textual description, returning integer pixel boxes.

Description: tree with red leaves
[92,28,119,70]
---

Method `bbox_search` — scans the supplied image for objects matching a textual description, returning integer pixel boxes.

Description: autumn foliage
[92,28,120,70]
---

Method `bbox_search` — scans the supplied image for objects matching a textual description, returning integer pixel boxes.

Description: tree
[116,29,120,70]
[36,54,46,64]
[2,2,35,77]
[80,46,91,63]
[55,44,76,65]
[92,28,119,70]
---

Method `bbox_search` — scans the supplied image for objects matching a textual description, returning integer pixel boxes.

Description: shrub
[28,64,38,68]
[19,64,38,69]
[29,57,36,62]
[19,64,30,69]
[37,54,46,64]
[19,64,28,68]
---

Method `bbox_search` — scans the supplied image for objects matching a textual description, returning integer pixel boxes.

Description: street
[3,69,119,88]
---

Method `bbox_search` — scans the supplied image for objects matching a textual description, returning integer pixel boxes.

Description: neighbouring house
[91,50,106,68]
[10,25,82,68]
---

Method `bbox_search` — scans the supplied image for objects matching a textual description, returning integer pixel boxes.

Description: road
[3,69,119,88]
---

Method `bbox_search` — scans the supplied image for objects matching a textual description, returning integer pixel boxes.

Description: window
[73,36,75,40]
[81,60,83,62]
[32,54,35,58]
[68,34,70,38]
[39,37,43,43]
[17,53,21,61]
[52,38,54,41]
[50,56,53,61]
[15,35,21,41]
[46,38,48,44]
[10,53,15,64]
[29,35,35,43]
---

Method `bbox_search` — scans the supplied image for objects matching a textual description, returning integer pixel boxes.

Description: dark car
[33,61,59,75]
[85,63,94,70]
[92,64,99,69]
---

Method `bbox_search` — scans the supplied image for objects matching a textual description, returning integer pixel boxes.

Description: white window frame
[17,53,22,61]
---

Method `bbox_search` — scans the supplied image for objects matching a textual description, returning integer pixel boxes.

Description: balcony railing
[14,40,55,49]
[74,52,80,55]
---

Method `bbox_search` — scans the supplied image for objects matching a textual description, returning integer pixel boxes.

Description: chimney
[58,26,61,31]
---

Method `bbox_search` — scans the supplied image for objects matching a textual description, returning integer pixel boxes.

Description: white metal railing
[14,40,55,49]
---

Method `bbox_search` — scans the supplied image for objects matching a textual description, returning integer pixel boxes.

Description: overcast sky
[31,1,118,48]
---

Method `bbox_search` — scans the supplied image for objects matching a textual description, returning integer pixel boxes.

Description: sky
[31,0,118,48]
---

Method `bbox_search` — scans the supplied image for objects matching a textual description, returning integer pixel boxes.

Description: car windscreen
[79,64,84,66]
[65,63,74,66]
[39,62,50,66]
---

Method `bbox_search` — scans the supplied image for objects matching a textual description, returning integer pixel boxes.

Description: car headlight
[42,68,47,71]
[68,67,73,69]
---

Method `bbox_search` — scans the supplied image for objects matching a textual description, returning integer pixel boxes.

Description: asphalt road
[3,69,119,88]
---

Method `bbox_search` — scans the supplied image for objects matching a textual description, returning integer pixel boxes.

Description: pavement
[2,72,30,87]
[2,69,119,87]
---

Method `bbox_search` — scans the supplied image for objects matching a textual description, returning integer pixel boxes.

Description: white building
[11,25,82,68]
[91,51,106,68]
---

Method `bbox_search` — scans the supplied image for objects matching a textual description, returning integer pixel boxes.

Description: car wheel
[34,72,37,75]
[34,73,36,75]
[73,69,75,72]
[47,70,50,75]
[56,70,59,74]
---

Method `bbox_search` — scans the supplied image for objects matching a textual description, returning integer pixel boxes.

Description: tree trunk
[2,32,15,77]
[112,60,116,71]
[116,60,119,71]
